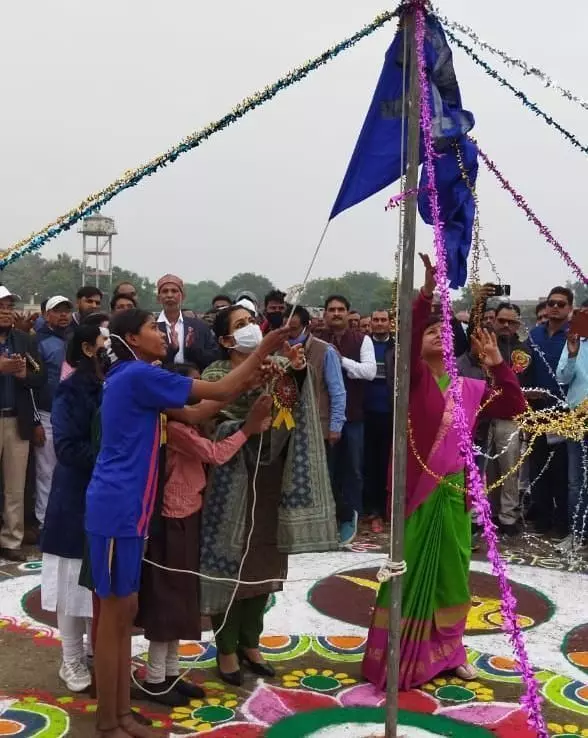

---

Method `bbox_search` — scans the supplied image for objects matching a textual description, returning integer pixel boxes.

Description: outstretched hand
[256,327,291,359]
[282,341,306,369]
[471,329,503,368]
[567,332,580,358]
[246,359,283,391]
[419,253,436,297]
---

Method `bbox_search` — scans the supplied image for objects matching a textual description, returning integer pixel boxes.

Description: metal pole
[385,7,421,737]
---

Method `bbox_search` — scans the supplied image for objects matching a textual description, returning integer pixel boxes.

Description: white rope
[133,432,265,696]
[133,202,335,698]
[142,556,391,585]
[377,558,407,582]
[132,553,394,696]
[285,220,331,324]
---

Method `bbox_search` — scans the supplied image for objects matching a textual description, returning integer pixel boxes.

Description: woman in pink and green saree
[362,256,526,691]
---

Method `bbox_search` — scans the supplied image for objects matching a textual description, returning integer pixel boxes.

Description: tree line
[7,252,583,317]
[1,253,398,315]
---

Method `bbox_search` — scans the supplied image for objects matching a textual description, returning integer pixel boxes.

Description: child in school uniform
[84,308,287,738]
[136,363,272,706]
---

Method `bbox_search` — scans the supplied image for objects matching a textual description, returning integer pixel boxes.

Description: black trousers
[363,411,393,518]
[528,434,568,534]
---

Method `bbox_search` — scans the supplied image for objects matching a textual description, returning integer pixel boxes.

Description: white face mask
[231,323,263,354]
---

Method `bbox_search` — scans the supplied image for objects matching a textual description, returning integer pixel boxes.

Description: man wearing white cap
[35,296,73,527]
[0,286,45,561]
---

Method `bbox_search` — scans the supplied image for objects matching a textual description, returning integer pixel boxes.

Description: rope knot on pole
[377,559,408,582]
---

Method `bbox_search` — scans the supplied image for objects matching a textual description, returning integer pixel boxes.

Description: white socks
[146,640,180,684]
[57,610,86,665]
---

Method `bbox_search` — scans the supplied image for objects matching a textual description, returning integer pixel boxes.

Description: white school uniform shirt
[158,310,185,364]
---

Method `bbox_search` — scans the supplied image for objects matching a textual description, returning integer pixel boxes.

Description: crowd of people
[0,263,586,736]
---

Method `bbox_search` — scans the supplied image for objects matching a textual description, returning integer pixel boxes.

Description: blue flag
[330,28,409,221]
[330,14,477,288]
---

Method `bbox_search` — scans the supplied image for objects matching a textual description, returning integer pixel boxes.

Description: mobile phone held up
[570,309,588,338]
[490,284,511,297]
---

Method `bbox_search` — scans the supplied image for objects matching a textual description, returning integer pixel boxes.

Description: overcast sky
[0,1,586,300]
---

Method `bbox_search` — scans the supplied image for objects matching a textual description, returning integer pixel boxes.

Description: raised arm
[167,422,248,465]
[411,253,436,382]
[557,332,580,386]
[168,394,272,462]
[166,400,228,426]
[472,330,526,421]
[189,327,290,402]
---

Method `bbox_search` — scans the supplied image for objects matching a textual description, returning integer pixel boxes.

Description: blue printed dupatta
[199,360,338,615]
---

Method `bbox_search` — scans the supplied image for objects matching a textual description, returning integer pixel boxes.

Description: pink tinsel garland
[414,6,547,736]
[386,188,419,210]
[476,144,588,286]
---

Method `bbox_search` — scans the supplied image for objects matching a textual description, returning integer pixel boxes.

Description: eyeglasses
[547,299,567,308]
[496,317,520,326]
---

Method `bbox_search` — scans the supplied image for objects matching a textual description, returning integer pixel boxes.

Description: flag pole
[386,4,421,737]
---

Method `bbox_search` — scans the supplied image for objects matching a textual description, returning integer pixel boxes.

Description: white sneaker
[59,660,92,692]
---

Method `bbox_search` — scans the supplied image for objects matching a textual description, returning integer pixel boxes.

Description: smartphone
[491,284,511,297]
[570,309,588,338]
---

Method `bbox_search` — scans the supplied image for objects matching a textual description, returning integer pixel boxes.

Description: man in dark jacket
[363,309,395,533]
[0,286,46,561]
[156,274,219,370]
[36,295,72,528]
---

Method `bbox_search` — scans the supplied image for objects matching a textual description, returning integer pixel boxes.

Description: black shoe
[498,521,521,538]
[142,681,189,707]
[238,647,276,678]
[0,547,28,562]
[169,676,205,699]
[216,657,243,687]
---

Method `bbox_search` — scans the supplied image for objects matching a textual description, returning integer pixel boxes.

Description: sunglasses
[547,299,567,308]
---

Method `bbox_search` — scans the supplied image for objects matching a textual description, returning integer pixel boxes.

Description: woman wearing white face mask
[200,305,338,686]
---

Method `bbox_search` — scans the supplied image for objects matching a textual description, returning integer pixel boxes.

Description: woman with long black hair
[41,321,108,692]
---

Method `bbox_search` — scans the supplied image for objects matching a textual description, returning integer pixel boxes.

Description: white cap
[0,285,21,301]
[46,295,73,312]
[236,297,257,315]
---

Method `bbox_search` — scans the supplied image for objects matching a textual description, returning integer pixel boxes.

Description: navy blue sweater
[41,370,102,559]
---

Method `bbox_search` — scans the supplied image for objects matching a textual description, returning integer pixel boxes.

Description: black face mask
[267,312,284,330]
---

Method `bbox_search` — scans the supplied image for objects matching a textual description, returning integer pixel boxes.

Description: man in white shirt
[318,295,377,545]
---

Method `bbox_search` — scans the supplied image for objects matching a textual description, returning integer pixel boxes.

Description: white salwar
[41,553,93,618]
